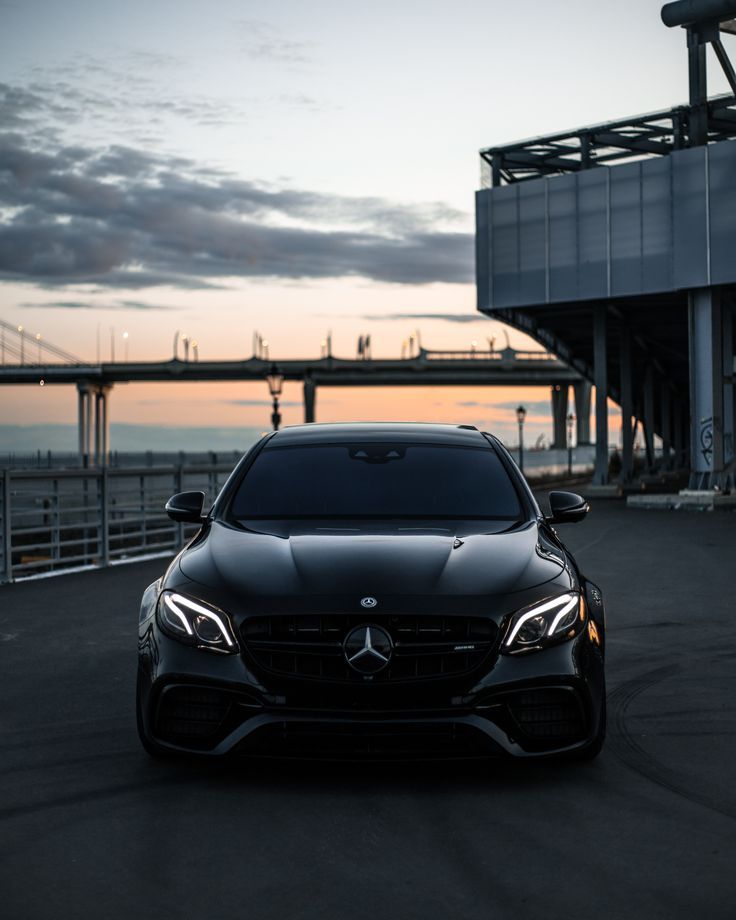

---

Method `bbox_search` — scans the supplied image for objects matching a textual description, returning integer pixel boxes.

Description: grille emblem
[360,596,377,608]
[343,625,392,674]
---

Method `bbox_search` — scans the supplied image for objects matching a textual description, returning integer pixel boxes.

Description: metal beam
[619,327,634,483]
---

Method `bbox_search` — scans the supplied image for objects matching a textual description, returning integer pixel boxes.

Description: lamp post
[17,325,24,364]
[123,331,129,362]
[516,405,527,472]
[567,411,576,475]
[267,366,284,431]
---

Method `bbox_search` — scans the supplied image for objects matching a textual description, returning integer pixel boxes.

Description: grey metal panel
[490,184,520,307]
[577,170,609,298]
[549,174,578,301]
[610,162,643,297]
[673,146,709,290]
[475,139,736,310]
[708,139,736,285]
[641,156,674,293]
[518,181,547,303]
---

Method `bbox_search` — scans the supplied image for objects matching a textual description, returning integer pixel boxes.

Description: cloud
[235,20,315,64]
[360,312,486,324]
[0,110,473,290]
[19,299,177,311]
[458,399,552,411]
[222,399,303,407]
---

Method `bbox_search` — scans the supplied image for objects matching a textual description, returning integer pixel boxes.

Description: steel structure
[0,345,589,465]
[476,2,736,490]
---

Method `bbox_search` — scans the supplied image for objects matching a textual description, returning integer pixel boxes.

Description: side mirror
[547,490,589,525]
[165,491,206,523]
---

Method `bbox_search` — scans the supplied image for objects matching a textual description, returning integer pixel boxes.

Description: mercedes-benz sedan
[137,423,606,760]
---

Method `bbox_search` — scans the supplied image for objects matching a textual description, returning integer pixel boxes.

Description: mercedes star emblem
[360,596,377,608]
[343,624,393,675]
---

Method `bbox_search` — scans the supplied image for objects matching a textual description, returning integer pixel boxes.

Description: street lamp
[17,325,24,364]
[267,366,284,431]
[516,405,527,472]
[567,411,576,475]
[36,332,42,363]
[123,331,129,362]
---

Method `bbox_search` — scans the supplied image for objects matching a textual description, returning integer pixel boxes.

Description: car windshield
[228,441,523,520]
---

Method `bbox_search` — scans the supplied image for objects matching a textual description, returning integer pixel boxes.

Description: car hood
[177,519,568,600]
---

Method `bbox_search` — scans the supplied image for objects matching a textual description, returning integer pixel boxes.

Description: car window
[228,442,523,520]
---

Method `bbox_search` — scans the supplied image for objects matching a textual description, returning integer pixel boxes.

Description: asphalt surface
[1,499,735,920]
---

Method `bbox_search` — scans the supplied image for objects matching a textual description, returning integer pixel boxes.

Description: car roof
[267,422,491,447]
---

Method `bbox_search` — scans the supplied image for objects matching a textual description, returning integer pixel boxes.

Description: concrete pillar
[551,385,569,449]
[688,288,731,489]
[303,377,316,424]
[661,383,672,471]
[573,381,592,445]
[94,388,103,467]
[592,304,609,485]
[643,365,655,471]
[77,383,92,467]
[673,400,685,470]
[723,300,734,472]
[619,327,633,483]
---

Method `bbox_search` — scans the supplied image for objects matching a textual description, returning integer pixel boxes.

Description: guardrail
[0,464,234,583]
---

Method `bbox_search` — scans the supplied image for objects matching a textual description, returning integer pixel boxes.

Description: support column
[643,365,655,471]
[92,385,112,467]
[77,383,91,467]
[592,304,609,485]
[661,383,672,471]
[619,328,633,483]
[673,400,685,470]
[688,288,728,489]
[551,385,568,450]
[573,381,591,445]
[723,300,734,473]
[303,377,316,424]
[94,388,103,467]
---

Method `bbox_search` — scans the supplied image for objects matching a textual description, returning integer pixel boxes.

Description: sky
[1,0,731,447]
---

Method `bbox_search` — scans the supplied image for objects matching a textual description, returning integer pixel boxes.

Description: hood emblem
[360,596,377,608]
[344,625,392,674]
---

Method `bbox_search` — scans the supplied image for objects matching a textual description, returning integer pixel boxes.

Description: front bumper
[138,619,605,760]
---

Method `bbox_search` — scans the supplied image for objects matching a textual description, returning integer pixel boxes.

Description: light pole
[123,331,129,362]
[267,366,284,431]
[567,411,576,475]
[17,325,24,364]
[36,332,42,363]
[516,405,527,472]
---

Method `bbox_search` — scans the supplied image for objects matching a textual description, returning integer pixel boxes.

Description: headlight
[502,592,585,654]
[157,591,238,654]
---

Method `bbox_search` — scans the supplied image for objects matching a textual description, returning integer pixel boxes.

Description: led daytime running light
[164,592,235,647]
[505,593,579,647]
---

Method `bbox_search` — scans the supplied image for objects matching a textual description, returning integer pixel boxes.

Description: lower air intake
[506,688,586,743]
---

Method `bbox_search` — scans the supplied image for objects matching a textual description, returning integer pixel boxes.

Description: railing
[0,464,235,583]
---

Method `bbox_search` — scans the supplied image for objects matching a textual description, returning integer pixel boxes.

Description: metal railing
[0,464,235,583]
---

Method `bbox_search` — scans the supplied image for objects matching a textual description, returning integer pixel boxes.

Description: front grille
[506,688,586,742]
[155,686,233,744]
[241,614,497,683]
[238,721,495,759]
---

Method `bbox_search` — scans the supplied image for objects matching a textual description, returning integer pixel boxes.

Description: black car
[136,423,606,760]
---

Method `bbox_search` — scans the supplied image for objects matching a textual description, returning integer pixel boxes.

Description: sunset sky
[1,0,727,447]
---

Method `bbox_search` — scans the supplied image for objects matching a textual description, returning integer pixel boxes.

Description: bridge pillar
[619,327,633,483]
[303,377,316,423]
[643,365,655,471]
[688,288,735,489]
[551,385,568,449]
[661,382,672,470]
[77,383,93,467]
[573,381,591,445]
[592,304,609,485]
[93,385,112,467]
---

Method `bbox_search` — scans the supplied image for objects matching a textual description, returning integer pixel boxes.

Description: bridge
[0,317,589,466]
